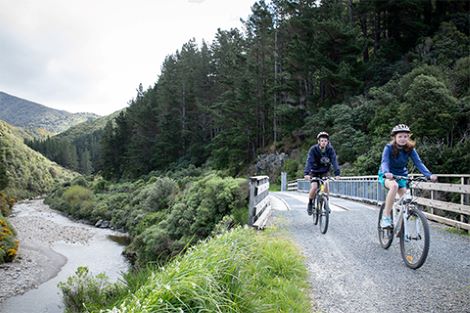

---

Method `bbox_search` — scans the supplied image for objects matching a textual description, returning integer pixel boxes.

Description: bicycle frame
[391,177,420,236]
[310,177,330,197]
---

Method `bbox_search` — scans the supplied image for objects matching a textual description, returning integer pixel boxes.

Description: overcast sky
[0,0,256,115]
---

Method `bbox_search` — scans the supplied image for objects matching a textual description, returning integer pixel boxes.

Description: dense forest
[100,0,470,179]
[27,0,469,180]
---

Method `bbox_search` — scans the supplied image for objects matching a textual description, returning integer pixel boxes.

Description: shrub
[63,185,94,214]
[283,159,301,181]
[133,177,178,212]
[58,266,126,313]
[71,176,90,188]
[0,192,15,217]
[129,174,248,265]
[92,178,108,193]
[0,216,18,263]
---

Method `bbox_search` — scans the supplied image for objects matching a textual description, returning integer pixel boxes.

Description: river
[0,199,129,313]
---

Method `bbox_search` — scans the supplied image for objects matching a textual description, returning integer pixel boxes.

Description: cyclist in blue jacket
[379,124,437,228]
[304,131,340,215]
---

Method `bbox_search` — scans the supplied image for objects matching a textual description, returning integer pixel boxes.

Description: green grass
[93,227,311,313]
[269,183,281,192]
[446,227,470,236]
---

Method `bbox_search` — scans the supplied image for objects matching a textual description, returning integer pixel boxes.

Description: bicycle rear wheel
[319,195,329,234]
[378,203,394,249]
[313,197,320,225]
[400,205,430,269]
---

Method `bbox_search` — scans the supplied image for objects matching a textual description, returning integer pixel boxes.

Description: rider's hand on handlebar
[304,175,311,180]
[335,175,340,180]
[429,174,438,182]
[384,172,394,180]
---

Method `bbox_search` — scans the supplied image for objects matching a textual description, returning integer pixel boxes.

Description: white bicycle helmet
[391,124,411,135]
[317,131,329,139]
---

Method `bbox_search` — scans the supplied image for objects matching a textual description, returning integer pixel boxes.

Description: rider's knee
[388,182,399,192]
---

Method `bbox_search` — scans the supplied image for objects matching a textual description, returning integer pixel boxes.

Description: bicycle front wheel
[378,203,393,249]
[313,197,320,225]
[399,206,430,269]
[319,196,329,234]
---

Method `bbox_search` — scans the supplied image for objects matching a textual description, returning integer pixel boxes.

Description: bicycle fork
[404,208,423,241]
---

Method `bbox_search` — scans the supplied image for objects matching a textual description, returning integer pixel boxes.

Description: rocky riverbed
[0,199,94,304]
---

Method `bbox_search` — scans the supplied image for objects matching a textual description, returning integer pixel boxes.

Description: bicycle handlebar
[309,176,335,183]
[391,175,429,182]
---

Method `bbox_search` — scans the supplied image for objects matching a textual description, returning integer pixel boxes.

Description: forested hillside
[0,91,99,138]
[95,0,468,180]
[25,110,123,175]
[0,120,77,198]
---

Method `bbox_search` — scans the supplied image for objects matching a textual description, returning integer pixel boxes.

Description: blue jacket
[379,144,432,177]
[304,144,340,176]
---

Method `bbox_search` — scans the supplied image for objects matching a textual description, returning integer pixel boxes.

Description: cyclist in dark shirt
[378,124,437,228]
[304,131,340,215]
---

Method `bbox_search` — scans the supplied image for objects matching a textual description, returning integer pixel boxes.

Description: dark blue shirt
[304,144,340,176]
[379,144,432,177]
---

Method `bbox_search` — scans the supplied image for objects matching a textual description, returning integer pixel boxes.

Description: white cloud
[0,0,255,115]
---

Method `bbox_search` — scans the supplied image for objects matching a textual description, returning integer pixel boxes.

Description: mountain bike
[311,177,332,234]
[378,176,430,269]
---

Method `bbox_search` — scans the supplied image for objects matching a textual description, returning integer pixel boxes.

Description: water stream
[0,201,129,313]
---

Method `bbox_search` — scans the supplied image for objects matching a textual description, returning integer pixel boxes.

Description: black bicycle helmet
[391,124,411,135]
[317,131,329,139]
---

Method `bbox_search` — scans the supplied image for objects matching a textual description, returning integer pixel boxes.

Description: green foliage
[88,0,468,181]
[0,192,14,216]
[283,159,302,182]
[0,215,18,264]
[428,22,469,67]
[98,227,310,313]
[0,120,77,199]
[401,74,458,141]
[451,57,470,97]
[129,174,249,265]
[46,171,249,266]
[62,185,94,216]
[0,158,8,191]
[132,177,178,212]
[58,266,126,313]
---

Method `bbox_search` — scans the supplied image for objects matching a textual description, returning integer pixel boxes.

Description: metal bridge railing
[290,175,386,204]
[288,174,470,231]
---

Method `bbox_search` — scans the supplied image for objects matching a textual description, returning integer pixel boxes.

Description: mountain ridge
[0,91,99,137]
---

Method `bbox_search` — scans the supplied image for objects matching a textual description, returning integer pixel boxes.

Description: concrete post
[281,172,287,192]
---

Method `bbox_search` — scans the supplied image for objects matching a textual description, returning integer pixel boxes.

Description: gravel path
[0,199,94,304]
[270,192,470,313]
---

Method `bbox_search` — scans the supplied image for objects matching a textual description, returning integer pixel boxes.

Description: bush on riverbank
[0,191,18,264]
[0,191,15,217]
[59,227,311,313]
[0,214,18,263]
[45,172,248,265]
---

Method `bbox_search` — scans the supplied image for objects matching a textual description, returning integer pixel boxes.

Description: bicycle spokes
[319,197,329,234]
[400,209,430,269]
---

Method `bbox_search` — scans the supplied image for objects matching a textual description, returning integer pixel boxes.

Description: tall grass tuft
[98,227,310,313]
